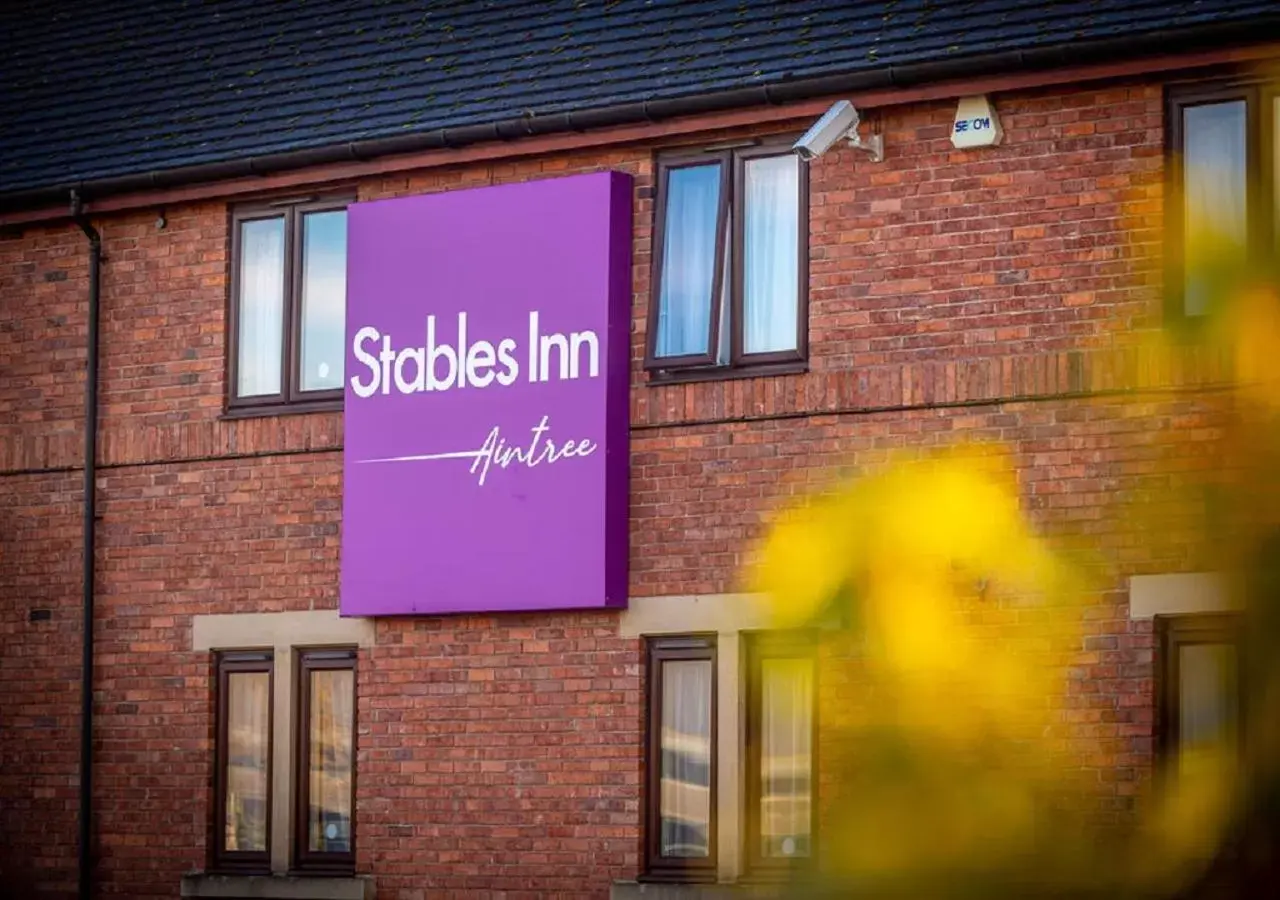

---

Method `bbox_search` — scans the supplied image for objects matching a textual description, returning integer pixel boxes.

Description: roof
[2,0,1278,203]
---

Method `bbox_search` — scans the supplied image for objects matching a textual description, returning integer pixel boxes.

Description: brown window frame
[293,647,358,874]
[227,195,352,415]
[1156,612,1244,761]
[1164,75,1276,322]
[743,631,818,879]
[643,634,718,883]
[213,650,274,874]
[645,142,809,382]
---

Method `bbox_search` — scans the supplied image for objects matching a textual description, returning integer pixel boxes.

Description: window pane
[307,667,355,853]
[224,671,270,853]
[1182,101,1247,317]
[655,164,721,358]
[759,657,813,859]
[743,155,801,353]
[716,209,732,366]
[236,217,286,396]
[659,658,712,858]
[1179,642,1238,761]
[300,210,347,392]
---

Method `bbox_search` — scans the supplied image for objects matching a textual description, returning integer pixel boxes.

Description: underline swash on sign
[355,415,597,486]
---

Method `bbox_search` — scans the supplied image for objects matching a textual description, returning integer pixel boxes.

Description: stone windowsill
[610,882,785,900]
[180,873,374,900]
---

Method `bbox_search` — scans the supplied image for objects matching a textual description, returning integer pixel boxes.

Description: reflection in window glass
[300,210,348,392]
[743,154,800,354]
[655,164,722,358]
[716,210,732,366]
[307,667,355,853]
[1179,642,1238,767]
[236,218,286,396]
[1182,101,1247,316]
[759,657,813,859]
[225,671,270,852]
[659,658,713,858]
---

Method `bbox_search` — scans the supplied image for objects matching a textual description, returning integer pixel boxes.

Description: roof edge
[3,17,1279,215]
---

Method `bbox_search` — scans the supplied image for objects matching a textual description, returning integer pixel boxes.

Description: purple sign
[340,172,632,616]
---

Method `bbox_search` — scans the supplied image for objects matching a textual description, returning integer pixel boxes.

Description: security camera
[793,100,883,162]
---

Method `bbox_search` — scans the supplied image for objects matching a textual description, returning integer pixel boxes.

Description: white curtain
[1178,643,1237,776]
[743,155,800,354]
[1275,97,1280,249]
[760,657,813,858]
[655,164,721,358]
[237,218,285,396]
[309,668,355,852]
[225,671,270,852]
[1182,100,1246,316]
[659,658,712,857]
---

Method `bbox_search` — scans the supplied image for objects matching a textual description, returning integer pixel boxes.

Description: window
[214,652,273,872]
[1166,78,1276,318]
[645,635,717,881]
[1157,614,1243,768]
[212,647,357,875]
[294,649,357,872]
[642,630,819,883]
[646,145,808,378]
[745,632,816,876]
[229,198,349,411]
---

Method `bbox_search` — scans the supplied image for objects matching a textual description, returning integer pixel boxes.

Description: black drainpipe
[71,190,100,900]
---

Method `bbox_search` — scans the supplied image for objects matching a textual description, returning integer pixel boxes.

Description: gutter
[3,18,1279,214]
[71,190,102,900]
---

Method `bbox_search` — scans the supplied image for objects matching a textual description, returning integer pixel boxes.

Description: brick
[0,78,1222,899]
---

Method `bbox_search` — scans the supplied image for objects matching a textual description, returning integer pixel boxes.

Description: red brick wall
[0,77,1226,898]
[0,471,82,897]
[362,614,640,897]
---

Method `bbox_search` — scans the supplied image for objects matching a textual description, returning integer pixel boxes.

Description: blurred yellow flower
[1224,284,1280,408]
[748,442,1240,896]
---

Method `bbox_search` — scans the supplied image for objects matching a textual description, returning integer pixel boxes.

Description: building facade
[1,3,1276,898]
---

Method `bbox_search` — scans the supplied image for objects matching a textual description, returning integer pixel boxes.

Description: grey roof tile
[1,0,1277,196]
